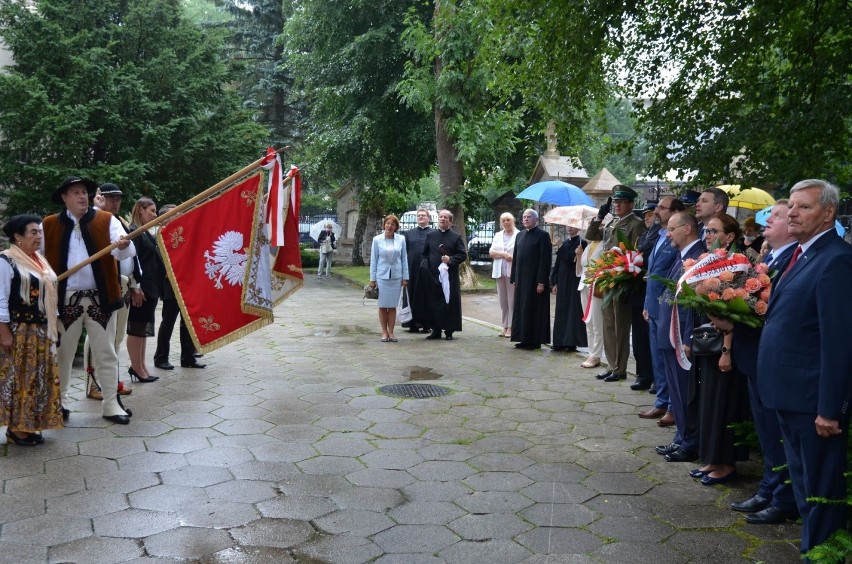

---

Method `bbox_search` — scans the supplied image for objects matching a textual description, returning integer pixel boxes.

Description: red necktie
[781,246,802,278]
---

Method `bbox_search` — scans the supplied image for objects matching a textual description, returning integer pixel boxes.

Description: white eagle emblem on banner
[204,231,248,289]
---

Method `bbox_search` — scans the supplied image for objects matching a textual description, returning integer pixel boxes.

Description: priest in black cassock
[510,209,552,350]
[403,209,434,332]
[416,209,467,340]
[550,226,588,351]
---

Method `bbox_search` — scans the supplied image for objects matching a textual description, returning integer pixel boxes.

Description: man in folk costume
[84,182,142,399]
[510,209,552,350]
[586,185,647,382]
[41,177,137,425]
[403,208,433,333]
[417,209,466,340]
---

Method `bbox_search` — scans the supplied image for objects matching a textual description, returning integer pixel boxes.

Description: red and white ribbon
[259,148,285,247]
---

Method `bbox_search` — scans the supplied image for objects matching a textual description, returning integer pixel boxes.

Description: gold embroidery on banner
[287,264,304,274]
[199,316,221,333]
[241,190,257,206]
[169,226,186,249]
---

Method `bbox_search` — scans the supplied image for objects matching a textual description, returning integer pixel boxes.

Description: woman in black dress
[126,198,161,383]
[550,226,588,351]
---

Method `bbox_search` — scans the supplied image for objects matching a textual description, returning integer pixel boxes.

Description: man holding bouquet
[757,179,852,555]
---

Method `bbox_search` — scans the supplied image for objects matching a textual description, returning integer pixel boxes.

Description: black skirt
[126,297,159,337]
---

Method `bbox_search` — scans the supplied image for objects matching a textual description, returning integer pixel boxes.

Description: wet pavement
[0,274,802,563]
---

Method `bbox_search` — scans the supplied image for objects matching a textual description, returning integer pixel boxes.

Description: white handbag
[397,287,412,323]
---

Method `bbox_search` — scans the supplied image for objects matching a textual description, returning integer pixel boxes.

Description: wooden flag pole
[57,147,290,282]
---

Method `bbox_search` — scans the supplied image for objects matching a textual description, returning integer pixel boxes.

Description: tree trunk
[352,210,367,266]
[434,56,480,289]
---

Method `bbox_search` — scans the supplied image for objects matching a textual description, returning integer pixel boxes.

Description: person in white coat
[489,212,518,338]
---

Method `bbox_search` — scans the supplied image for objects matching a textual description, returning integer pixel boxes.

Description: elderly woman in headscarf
[0,215,63,446]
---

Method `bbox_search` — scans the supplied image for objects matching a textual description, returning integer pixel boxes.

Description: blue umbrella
[516,180,594,207]
[755,205,846,236]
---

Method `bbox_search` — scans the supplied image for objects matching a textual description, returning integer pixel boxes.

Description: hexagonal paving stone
[314,416,372,432]
[401,480,471,502]
[448,513,532,540]
[519,481,598,505]
[230,460,300,481]
[94,508,180,538]
[185,446,255,467]
[372,525,459,554]
[129,484,209,513]
[439,539,532,564]
[213,419,274,436]
[230,518,314,549]
[462,471,534,492]
[49,535,143,564]
[276,474,351,496]
[574,437,637,452]
[314,509,395,536]
[297,455,365,476]
[84,470,160,494]
[415,443,476,462]
[408,461,475,481]
[592,540,689,563]
[467,453,534,472]
[315,437,374,457]
[293,534,383,564]
[520,503,597,527]
[163,413,224,428]
[520,462,589,483]
[582,472,655,495]
[117,451,188,473]
[44,454,119,477]
[454,491,534,514]
[206,479,277,504]
[330,487,405,513]
[78,437,147,458]
[250,441,317,463]
[144,433,213,454]
[515,527,604,554]
[575,452,648,473]
[5,473,86,498]
[145,526,233,560]
[388,501,466,526]
[346,468,416,489]
[369,422,423,438]
[2,513,90,547]
[47,489,129,518]
[0,493,46,523]
[359,449,424,470]
[256,494,337,520]
[160,465,234,487]
[588,515,677,543]
[176,500,260,529]
[203,546,296,563]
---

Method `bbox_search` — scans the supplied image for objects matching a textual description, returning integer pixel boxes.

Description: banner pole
[56,147,290,282]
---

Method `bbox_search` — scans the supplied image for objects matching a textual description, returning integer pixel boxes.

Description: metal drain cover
[379,383,450,399]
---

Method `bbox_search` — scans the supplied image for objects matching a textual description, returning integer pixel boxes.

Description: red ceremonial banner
[272,166,303,280]
[158,174,270,352]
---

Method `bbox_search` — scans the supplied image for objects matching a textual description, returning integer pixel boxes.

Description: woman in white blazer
[369,215,409,342]
[488,212,518,337]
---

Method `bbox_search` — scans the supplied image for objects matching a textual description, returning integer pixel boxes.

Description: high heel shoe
[128,367,159,383]
[6,430,39,446]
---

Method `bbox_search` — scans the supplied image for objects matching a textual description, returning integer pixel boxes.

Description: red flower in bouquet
[669,251,772,328]
[584,230,645,306]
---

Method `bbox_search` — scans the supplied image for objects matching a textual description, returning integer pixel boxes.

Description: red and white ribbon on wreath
[669,252,751,369]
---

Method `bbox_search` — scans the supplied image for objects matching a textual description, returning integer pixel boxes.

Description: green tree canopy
[0,0,268,214]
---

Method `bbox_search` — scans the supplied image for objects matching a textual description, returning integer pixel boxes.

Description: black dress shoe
[655,442,680,455]
[630,379,651,390]
[61,407,70,422]
[180,361,207,368]
[154,361,174,370]
[648,386,656,394]
[603,373,627,382]
[426,331,442,340]
[596,371,612,380]
[408,326,421,333]
[103,414,131,425]
[665,449,698,462]
[193,352,203,358]
[445,333,453,341]
[730,494,771,513]
[701,471,737,485]
[689,468,709,479]
[745,506,799,525]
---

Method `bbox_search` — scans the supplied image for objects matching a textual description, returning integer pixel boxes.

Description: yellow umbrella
[717,185,776,211]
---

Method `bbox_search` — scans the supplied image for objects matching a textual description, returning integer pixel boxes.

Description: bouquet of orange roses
[664,249,771,328]
[584,230,645,309]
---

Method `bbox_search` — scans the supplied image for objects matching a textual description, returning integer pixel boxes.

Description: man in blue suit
[728,200,798,524]
[639,196,685,425]
[655,211,706,462]
[757,179,852,555]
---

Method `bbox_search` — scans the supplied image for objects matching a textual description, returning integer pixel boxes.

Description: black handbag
[691,323,723,356]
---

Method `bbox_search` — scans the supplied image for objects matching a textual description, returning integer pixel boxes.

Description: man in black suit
[403,209,433,333]
[727,199,798,524]
[510,209,552,350]
[655,211,706,462]
[756,180,852,554]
